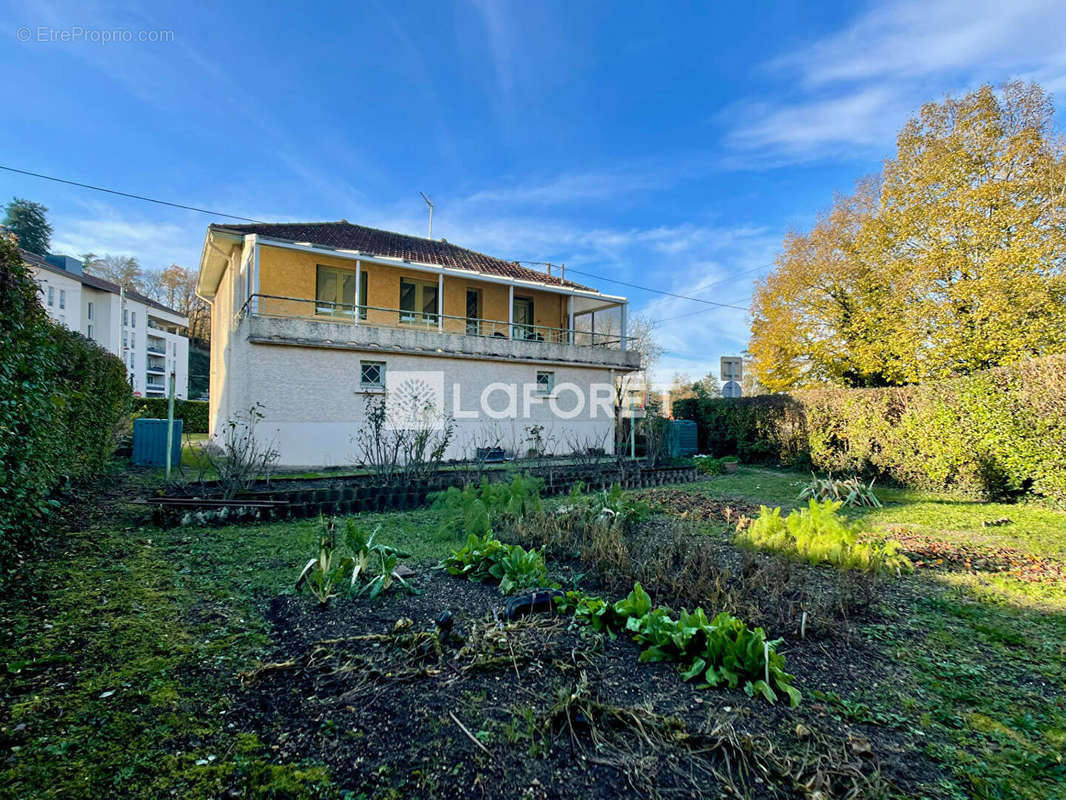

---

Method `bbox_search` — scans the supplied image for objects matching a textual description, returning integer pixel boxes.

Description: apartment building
[24,250,190,399]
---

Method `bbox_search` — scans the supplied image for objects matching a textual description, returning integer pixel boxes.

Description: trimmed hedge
[674,356,1066,502]
[0,235,132,573]
[132,398,209,433]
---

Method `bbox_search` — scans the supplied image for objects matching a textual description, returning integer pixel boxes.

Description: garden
[2,461,1064,800]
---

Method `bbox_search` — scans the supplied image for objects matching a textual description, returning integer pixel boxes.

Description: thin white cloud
[726,0,1066,164]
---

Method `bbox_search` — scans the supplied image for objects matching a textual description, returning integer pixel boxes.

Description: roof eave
[196,227,244,300]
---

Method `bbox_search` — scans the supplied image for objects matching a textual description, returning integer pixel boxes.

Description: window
[513,296,535,339]
[48,286,54,306]
[399,278,438,327]
[123,308,128,326]
[536,371,555,395]
[87,302,94,320]
[360,360,385,390]
[59,315,66,326]
[123,331,128,348]
[131,311,137,327]
[466,289,481,335]
[87,324,95,340]
[315,265,359,317]
[59,290,66,309]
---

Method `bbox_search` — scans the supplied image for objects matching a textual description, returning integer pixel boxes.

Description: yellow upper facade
[198,223,630,348]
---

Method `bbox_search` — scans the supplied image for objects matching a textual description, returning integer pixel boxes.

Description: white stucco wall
[216,337,620,467]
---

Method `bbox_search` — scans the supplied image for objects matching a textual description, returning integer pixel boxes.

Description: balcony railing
[237,293,632,350]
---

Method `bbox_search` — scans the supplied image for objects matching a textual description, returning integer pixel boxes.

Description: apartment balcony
[237,294,641,370]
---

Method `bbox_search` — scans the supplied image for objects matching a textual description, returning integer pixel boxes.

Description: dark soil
[233,567,944,799]
[634,488,760,525]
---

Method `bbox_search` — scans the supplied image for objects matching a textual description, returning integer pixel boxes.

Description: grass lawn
[2,466,1063,798]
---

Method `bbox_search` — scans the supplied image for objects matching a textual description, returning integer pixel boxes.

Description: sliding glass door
[400,278,439,327]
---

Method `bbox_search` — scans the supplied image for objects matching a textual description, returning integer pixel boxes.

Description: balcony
[237,294,641,370]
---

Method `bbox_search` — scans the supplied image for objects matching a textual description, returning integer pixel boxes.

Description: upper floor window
[315,265,361,318]
[123,308,128,326]
[87,301,94,320]
[131,311,137,327]
[59,289,66,309]
[87,324,95,340]
[399,278,438,327]
[48,286,54,306]
[513,296,536,339]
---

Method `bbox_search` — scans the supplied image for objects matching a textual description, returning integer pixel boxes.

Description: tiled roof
[20,248,186,318]
[212,221,594,291]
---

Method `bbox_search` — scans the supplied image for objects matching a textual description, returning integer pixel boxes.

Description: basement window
[360,360,386,390]
[536,371,555,395]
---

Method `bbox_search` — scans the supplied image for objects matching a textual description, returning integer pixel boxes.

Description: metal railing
[236,293,631,349]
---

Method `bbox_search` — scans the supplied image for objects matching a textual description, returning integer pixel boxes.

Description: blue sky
[3,0,1065,387]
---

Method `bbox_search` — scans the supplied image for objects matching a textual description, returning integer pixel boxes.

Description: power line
[541,265,751,311]
[2,162,764,315]
[0,165,264,223]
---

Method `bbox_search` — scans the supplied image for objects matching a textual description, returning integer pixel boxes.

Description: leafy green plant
[441,532,554,594]
[296,517,416,605]
[554,591,624,635]
[561,482,650,530]
[432,475,543,538]
[799,473,882,507]
[557,583,801,706]
[692,455,725,475]
[736,500,911,574]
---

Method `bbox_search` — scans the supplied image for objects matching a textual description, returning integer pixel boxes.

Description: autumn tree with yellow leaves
[749,82,1066,391]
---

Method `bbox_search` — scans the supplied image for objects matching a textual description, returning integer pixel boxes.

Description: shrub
[799,474,881,507]
[131,398,209,433]
[0,236,131,574]
[673,356,1066,503]
[692,455,725,475]
[735,500,911,575]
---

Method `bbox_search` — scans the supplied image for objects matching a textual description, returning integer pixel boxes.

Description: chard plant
[557,583,801,706]
[441,532,555,595]
[296,517,417,605]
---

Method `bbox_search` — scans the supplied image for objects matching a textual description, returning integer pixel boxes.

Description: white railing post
[568,295,574,345]
[438,273,444,332]
[354,260,361,326]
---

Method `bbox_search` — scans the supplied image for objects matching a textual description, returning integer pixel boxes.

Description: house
[196,221,641,466]
[23,250,191,399]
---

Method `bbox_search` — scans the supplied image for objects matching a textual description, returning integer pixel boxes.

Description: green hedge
[0,236,132,573]
[674,355,1066,502]
[132,398,209,433]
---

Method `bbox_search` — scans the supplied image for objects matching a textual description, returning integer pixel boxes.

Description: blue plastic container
[132,418,183,467]
[666,419,699,458]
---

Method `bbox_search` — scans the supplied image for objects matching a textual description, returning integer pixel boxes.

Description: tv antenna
[419,192,434,239]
